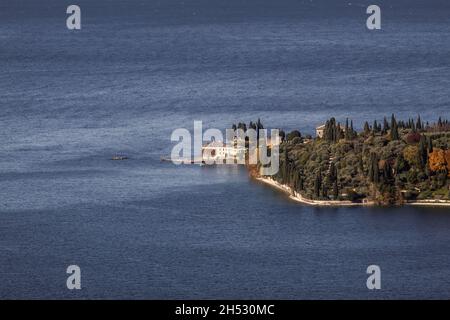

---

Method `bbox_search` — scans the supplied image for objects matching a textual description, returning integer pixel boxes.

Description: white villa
[316,124,326,138]
[202,141,246,162]
[316,123,346,138]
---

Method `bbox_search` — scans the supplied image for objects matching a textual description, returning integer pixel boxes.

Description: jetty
[160,156,205,164]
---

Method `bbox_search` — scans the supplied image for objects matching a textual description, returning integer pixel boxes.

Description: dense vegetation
[249,115,450,204]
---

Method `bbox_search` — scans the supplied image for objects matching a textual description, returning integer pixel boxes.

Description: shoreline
[406,200,450,207]
[255,176,450,207]
[255,176,374,207]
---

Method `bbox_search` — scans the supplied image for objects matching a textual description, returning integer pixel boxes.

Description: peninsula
[240,115,450,206]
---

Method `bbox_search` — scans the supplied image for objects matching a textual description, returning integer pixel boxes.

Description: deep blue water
[0,0,449,299]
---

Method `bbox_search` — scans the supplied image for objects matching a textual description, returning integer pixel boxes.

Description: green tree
[373,119,379,134]
[283,146,289,183]
[390,114,399,140]
[382,117,389,134]
[418,135,428,168]
[314,172,321,199]
[363,121,370,136]
[333,179,339,199]
[427,136,433,153]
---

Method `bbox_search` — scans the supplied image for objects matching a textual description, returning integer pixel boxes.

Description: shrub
[291,137,303,145]
[287,130,301,141]
[403,145,420,168]
[405,132,421,144]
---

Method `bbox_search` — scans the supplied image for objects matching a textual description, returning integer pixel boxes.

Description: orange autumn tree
[428,148,447,174]
[446,150,450,177]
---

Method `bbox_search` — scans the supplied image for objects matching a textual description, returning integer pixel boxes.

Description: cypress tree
[322,183,328,198]
[391,119,399,140]
[427,136,433,153]
[425,157,431,178]
[350,120,354,138]
[364,122,370,136]
[329,162,337,181]
[382,117,389,134]
[284,146,289,183]
[337,123,344,140]
[383,161,393,181]
[373,120,378,134]
[314,172,321,199]
[255,121,259,148]
[345,118,349,140]
[390,114,399,140]
[418,135,427,168]
[297,170,304,191]
[324,117,342,142]
[416,115,422,131]
[333,179,339,199]
[279,130,285,142]
[368,154,374,182]
[373,154,380,184]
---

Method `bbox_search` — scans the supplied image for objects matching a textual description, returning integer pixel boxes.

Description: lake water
[0,0,449,299]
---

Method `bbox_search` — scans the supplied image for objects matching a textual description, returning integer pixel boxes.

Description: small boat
[112,155,128,161]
